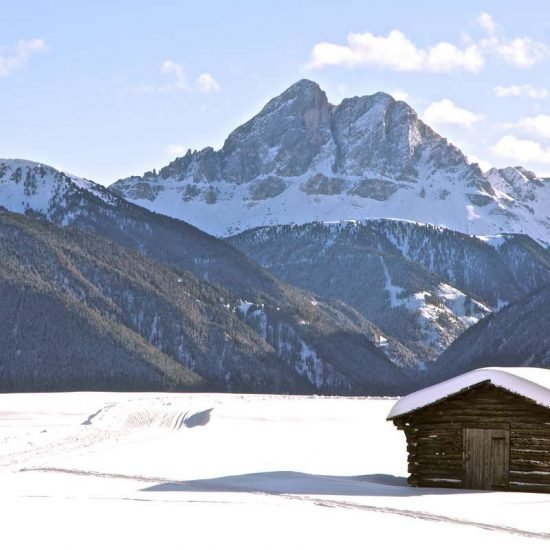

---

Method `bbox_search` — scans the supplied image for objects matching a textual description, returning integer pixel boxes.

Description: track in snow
[19,466,550,541]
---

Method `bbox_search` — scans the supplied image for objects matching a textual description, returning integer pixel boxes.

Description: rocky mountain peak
[106,80,550,243]
[269,78,325,104]
[485,165,548,203]
[331,91,421,177]
[512,166,540,181]
[219,80,333,182]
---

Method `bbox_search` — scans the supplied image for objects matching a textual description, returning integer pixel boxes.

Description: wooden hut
[387,367,550,493]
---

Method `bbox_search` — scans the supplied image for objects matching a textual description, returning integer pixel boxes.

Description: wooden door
[463,428,509,490]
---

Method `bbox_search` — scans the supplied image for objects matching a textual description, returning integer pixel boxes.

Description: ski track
[19,466,550,541]
[0,401,213,472]
[0,428,125,471]
[300,497,550,541]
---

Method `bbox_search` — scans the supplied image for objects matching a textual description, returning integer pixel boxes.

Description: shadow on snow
[141,471,483,496]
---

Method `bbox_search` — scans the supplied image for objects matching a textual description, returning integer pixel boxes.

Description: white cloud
[491,135,550,164]
[133,62,220,95]
[166,144,187,156]
[306,30,484,73]
[478,13,548,68]
[494,84,549,99]
[515,115,550,139]
[493,38,548,68]
[196,72,220,93]
[478,13,497,36]
[161,59,190,91]
[0,38,47,77]
[390,89,409,101]
[502,114,550,139]
[423,99,482,128]
[306,13,548,73]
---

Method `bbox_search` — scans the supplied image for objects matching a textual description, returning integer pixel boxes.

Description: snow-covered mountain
[484,166,550,238]
[0,160,419,394]
[1,77,548,391]
[110,79,549,244]
[228,219,550,366]
[1,157,547,379]
[0,158,120,222]
[485,166,549,203]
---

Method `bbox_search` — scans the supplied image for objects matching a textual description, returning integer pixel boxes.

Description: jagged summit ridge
[114,78,480,187]
[108,80,549,243]
[485,165,549,203]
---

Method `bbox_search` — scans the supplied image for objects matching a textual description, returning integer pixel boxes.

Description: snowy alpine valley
[2,3,550,547]
[0,80,549,394]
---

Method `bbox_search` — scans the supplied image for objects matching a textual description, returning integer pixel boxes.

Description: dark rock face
[301,173,345,195]
[113,80,484,190]
[349,179,402,200]
[248,176,287,200]
[221,80,334,182]
[145,80,334,187]
[331,93,417,177]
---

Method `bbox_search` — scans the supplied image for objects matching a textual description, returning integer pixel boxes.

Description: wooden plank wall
[510,422,550,491]
[393,383,550,492]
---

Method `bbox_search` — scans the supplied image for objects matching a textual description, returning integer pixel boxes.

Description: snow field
[1,392,549,549]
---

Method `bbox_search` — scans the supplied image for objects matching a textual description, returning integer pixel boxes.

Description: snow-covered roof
[387,367,550,419]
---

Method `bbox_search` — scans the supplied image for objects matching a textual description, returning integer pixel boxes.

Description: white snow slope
[115,169,550,243]
[0,158,117,220]
[1,392,549,549]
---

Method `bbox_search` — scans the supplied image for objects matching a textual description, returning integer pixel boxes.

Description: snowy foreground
[1,393,549,549]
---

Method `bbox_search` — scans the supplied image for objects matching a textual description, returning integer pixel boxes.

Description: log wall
[392,382,550,492]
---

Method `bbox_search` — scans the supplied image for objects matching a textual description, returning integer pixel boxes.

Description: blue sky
[1,0,549,183]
